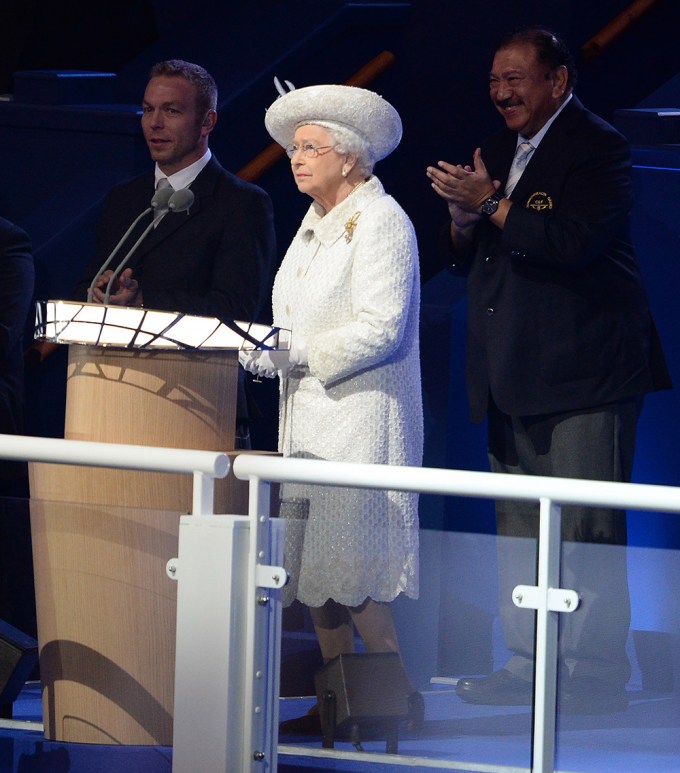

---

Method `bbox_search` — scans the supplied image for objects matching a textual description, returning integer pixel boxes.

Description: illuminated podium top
[34,299,289,351]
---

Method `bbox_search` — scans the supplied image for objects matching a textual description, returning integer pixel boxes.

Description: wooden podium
[28,302,285,745]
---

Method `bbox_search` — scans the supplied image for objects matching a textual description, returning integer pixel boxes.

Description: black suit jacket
[0,217,34,490]
[75,155,277,324]
[442,96,671,422]
[0,217,34,436]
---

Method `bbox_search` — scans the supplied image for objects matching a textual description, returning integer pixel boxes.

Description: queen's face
[288,124,346,207]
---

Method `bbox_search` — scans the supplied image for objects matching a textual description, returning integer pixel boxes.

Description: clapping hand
[427,148,499,222]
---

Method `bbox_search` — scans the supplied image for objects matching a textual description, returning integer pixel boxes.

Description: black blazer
[75,155,277,324]
[443,97,671,422]
[0,217,34,435]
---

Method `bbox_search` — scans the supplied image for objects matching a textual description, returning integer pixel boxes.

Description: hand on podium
[92,268,142,307]
[239,337,307,378]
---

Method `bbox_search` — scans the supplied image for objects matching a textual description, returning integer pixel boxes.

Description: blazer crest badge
[526,192,553,211]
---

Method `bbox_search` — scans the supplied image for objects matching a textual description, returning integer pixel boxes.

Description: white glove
[238,338,307,378]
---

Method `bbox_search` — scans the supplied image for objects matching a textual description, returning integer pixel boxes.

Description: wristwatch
[480,192,502,217]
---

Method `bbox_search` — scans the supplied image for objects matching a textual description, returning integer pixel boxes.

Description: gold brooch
[344,211,361,243]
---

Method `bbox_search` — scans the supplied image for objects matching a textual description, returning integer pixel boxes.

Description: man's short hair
[148,59,218,116]
[496,26,578,92]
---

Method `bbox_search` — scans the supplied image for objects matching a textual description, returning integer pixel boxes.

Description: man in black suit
[75,58,276,325]
[426,27,671,713]
[72,59,277,447]
[0,216,34,494]
[0,216,37,646]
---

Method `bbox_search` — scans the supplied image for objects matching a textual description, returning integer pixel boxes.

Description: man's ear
[201,110,217,130]
[551,65,569,98]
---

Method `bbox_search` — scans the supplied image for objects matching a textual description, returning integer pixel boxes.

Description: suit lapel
[486,132,517,190]
[129,157,220,261]
[509,97,582,203]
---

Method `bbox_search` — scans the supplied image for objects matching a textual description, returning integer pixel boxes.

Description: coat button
[486,307,494,315]
[485,255,494,264]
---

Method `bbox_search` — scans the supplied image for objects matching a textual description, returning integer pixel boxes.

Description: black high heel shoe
[279,707,322,736]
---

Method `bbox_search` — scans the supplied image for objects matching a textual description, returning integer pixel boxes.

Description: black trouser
[487,397,641,688]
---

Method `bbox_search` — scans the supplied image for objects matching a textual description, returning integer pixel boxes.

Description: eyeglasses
[284,143,335,159]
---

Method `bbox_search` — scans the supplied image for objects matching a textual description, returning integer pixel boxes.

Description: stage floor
[2,680,679,772]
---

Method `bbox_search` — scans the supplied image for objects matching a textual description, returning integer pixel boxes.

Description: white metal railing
[3,433,680,772]
[232,453,680,773]
[0,433,234,766]
[0,433,288,773]
[0,433,229,515]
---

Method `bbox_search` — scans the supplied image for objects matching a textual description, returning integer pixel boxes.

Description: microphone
[87,187,174,302]
[167,188,194,213]
[103,188,195,304]
[152,185,175,210]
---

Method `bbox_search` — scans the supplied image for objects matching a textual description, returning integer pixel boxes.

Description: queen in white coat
[240,83,423,734]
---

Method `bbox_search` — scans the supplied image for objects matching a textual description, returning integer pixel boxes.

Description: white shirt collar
[154,148,212,190]
[517,92,573,150]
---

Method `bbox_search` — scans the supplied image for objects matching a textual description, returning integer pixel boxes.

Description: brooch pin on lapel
[344,211,361,243]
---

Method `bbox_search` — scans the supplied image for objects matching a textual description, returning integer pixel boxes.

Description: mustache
[496,98,522,109]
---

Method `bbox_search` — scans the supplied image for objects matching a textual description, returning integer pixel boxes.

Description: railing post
[511,496,580,772]
[242,475,286,773]
[192,470,216,515]
[533,497,561,773]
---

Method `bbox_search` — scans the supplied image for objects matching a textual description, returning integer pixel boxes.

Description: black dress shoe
[279,711,322,736]
[455,669,533,705]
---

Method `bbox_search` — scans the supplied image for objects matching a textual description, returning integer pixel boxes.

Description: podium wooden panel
[29,344,253,745]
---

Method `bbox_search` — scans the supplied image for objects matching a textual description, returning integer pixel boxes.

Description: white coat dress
[272,175,423,608]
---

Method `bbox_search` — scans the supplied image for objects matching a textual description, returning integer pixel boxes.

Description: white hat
[264,84,402,161]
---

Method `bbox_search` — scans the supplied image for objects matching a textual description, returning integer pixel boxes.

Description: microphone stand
[87,208,152,302]
[87,187,174,302]
[103,188,194,304]
[103,212,169,304]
